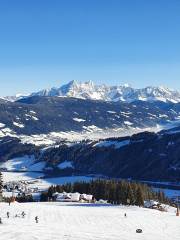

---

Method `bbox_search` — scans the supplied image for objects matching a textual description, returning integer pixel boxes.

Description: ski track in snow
[0,202,179,240]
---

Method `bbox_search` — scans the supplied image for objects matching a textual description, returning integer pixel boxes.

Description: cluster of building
[3,180,40,199]
[52,192,94,203]
[144,200,167,211]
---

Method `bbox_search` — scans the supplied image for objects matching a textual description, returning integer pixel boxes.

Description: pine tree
[158,190,166,203]
[126,184,134,205]
[136,186,144,207]
[119,181,127,205]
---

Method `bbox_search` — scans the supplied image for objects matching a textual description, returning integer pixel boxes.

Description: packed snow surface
[0,202,179,240]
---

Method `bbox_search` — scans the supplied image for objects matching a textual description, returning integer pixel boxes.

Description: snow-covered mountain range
[3,80,180,103]
[1,83,180,182]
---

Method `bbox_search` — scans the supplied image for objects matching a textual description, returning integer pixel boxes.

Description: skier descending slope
[21,212,25,218]
[35,216,38,223]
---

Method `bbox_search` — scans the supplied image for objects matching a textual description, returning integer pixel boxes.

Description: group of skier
[0,211,39,224]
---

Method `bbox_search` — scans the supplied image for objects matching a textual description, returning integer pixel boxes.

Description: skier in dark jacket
[7,212,10,218]
[35,216,38,223]
[21,212,25,218]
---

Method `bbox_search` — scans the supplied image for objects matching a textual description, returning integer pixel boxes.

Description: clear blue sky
[0,0,180,96]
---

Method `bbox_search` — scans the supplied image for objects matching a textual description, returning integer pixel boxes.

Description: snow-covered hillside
[4,80,180,103]
[0,202,179,240]
[1,95,180,146]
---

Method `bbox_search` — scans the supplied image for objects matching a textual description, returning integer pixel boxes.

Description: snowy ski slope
[0,202,179,240]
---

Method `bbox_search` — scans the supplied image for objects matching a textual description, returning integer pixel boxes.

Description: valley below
[0,82,180,206]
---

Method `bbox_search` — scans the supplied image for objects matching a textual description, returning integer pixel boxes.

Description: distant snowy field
[0,202,179,240]
[2,171,95,191]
